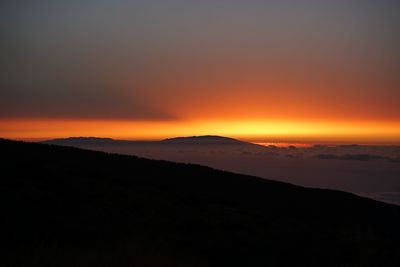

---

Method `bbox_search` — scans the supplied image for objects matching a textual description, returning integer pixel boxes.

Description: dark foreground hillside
[1,139,399,267]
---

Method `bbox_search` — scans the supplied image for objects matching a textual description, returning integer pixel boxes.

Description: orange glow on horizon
[1,118,400,144]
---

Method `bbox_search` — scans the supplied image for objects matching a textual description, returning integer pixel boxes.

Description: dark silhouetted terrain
[42,136,400,205]
[1,138,400,266]
[161,135,252,145]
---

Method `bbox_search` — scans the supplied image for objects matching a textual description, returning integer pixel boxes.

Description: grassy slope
[1,139,399,266]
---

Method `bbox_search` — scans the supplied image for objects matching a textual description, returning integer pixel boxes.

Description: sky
[1,0,400,143]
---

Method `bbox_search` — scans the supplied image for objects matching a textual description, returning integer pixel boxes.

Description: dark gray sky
[1,0,399,121]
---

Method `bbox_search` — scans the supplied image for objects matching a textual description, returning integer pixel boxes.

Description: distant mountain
[1,138,399,266]
[162,135,251,145]
[42,136,118,144]
[42,135,260,146]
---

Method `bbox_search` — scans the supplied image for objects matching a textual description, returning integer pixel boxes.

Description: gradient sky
[1,1,399,142]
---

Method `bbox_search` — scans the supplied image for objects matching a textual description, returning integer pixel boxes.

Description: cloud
[316,154,388,161]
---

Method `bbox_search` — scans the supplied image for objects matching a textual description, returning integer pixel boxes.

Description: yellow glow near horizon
[1,118,400,144]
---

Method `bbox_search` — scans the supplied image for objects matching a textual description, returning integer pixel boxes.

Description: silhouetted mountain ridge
[1,138,399,266]
[44,136,116,143]
[43,135,255,146]
[162,135,249,145]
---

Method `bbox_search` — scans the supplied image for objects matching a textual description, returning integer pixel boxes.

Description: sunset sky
[1,1,399,143]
